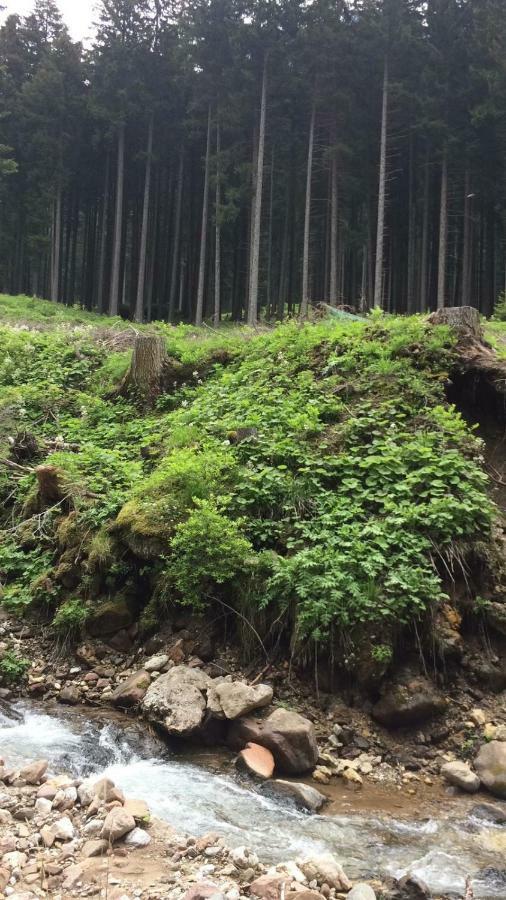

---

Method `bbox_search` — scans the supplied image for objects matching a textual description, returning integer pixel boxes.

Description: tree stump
[35,465,64,508]
[428,305,483,341]
[120,334,168,405]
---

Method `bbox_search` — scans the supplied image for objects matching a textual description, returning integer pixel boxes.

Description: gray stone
[144,653,170,672]
[441,761,480,793]
[111,670,151,708]
[142,665,211,737]
[264,780,327,812]
[470,802,506,824]
[100,807,136,842]
[228,708,319,774]
[475,741,506,798]
[372,678,446,727]
[210,682,273,719]
[347,886,376,900]
[297,854,351,891]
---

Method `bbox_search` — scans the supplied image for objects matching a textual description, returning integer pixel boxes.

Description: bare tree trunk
[419,145,430,312]
[168,149,184,323]
[300,100,316,318]
[214,119,221,328]
[437,146,448,310]
[407,133,416,313]
[97,153,110,314]
[462,168,472,308]
[120,333,168,406]
[329,142,339,306]
[266,146,274,317]
[374,56,389,308]
[247,54,268,327]
[195,107,212,326]
[135,113,154,323]
[51,182,62,303]
[109,122,125,317]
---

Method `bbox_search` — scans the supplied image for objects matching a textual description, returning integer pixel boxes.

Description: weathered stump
[428,305,483,341]
[119,334,168,405]
[35,465,64,507]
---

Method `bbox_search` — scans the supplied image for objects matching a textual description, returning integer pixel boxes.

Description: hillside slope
[0,297,504,692]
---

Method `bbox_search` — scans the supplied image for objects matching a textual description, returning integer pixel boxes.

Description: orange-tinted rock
[237,742,275,780]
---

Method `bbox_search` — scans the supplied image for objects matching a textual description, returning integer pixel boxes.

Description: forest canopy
[0,0,506,324]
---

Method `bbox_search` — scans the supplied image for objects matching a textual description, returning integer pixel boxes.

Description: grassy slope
[0,295,499,683]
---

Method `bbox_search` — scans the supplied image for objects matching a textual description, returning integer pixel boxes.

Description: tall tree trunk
[168,149,184,323]
[329,140,339,306]
[214,119,221,328]
[51,181,62,303]
[406,133,416,314]
[374,56,389,309]
[462,167,472,308]
[195,107,212,326]
[97,155,110,313]
[135,113,154,323]
[300,100,316,318]
[266,146,274,317]
[109,122,125,317]
[247,54,268,326]
[419,145,430,312]
[437,146,448,310]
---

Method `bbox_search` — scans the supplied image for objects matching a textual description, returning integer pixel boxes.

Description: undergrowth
[0,295,498,680]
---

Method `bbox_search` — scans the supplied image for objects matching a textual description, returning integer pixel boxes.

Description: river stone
[82,839,109,858]
[297,854,351,891]
[87,599,134,637]
[92,777,125,804]
[142,665,211,736]
[19,759,48,785]
[124,798,150,824]
[237,743,275,780]
[228,708,319,774]
[111,670,151,708]
[101,807,136,842]
[211,682,273,719]
[51,816,75,842]
[347,886,376,900]
[264,780,327,812]
[144,653,169,673]
[124,826,151,847]
[183,884,221,900]
[441,761,480,793]
[475,741,506,798]
[59,685,81,705]
[249,876,288,900]
[372,678,446,727]
[286,893,327,900]
[471,801,506,824]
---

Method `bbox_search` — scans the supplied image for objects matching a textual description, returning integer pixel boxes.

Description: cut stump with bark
[119,334,168,406]
[428,305,483,341]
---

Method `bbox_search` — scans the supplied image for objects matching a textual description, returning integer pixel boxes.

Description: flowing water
[0,702,505,899]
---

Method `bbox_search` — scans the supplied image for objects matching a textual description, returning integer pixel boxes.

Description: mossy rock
[87,598,135,637]
[116,499,169,560]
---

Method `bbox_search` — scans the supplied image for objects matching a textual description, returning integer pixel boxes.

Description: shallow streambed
[0,702,504,899]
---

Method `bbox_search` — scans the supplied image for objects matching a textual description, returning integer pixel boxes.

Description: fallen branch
[0,457,33,474]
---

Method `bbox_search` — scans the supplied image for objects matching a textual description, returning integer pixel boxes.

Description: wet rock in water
[440,761,480,793]
[111,670,151,708]
[124,826,151,847]
[82,838,109,857]
[236,743,275,780]
[59,684,81,705]
[470,801,506,824]
[87,598,134,637]
[142,665,211,736]
[297,853,351,891]
[264,780,327,812]
[228,708,319,775]
[19,759,48,785]
[101,807,136,842]
[209,682,273,719]
[475,741,506,798]
[144,653,170,673]
[393,874,430,899]
[347,885,376,900]
[372,678,446,728]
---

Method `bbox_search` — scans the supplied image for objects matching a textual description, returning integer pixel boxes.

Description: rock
[87,599,134,637]
[19,759,48,785]
[92,777,125,804]
[124,826,151,847]
[286,893,326,900]
[2,850,27,868]
[142,665,211,736]
[35,797,52,817]
[59,685,81,705]
[470,708,487,726]
[183,883,221,900]
[144,654,169,672]
[77,779,95,807]
[52,816,75,842]
[297,854,351,891]
[53,785,78,810]
[394,875,430,899]
[82,839,109,857]
[211,682,273,719]
[475,742,506,798]
[228,708,319,774]
[341,768,363,789]
[441,761,480,793]
[101,807,136,842]
[237,743,275,780]
[124,798,150,824]
[265,780,327,812]
[347,886,376,900]
[470,802,506,824]
[372,678,446,727]
[111,670,151,708]
[62,864,85,891]
[249,876,288,900]
[230,845,259,869]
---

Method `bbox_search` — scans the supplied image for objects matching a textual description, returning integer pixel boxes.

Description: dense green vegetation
[0,296,499,683]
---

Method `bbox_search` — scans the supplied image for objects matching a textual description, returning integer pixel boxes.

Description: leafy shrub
[493,292,506,321]
[52,598,88,641]
[0,649,29,684]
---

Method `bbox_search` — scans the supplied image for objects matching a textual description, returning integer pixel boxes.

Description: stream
[0,702,505,899]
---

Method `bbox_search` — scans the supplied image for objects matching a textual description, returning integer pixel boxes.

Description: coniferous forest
[1,0,506,323]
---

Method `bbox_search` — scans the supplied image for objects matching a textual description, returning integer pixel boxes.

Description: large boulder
[237,742,275,780]
[87,599,133,637]
[264,780,327,812]
[209,681,273,719]
[100,807,136,842]
[111,670,150,708]
[228,708,319,774]
[142,665,211,737]
[297,853,351,891]
[372,678,446,728]
[440,761,480,793]
[475,741,506,798]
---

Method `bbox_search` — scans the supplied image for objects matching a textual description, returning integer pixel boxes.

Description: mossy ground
[0,295,500,684]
